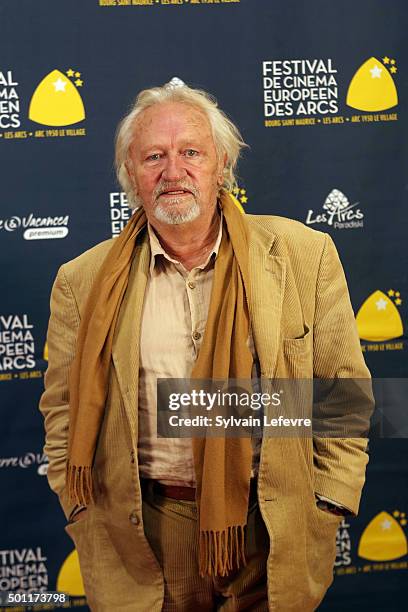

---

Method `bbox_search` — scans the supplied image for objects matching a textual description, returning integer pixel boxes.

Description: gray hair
[114,81,247,209]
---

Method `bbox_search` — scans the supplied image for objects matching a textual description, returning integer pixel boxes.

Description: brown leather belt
[141,477,258,502]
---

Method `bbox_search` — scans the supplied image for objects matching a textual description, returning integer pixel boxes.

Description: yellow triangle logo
[356,290,403,342]
[43,341,48,361]
[358,511,408,561]
[56,549,85,596]
[346,57,398,112]
[29,69,85,126]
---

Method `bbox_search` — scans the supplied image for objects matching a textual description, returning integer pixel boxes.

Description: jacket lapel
[248,220,286,378]
[112,233,150,440]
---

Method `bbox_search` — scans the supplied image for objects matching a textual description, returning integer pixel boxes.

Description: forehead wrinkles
[132,103,214,148]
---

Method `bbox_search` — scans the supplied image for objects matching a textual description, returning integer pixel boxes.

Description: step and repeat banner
[0,1,407,610]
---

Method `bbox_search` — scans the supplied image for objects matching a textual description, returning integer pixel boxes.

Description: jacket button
[129,510,140,525]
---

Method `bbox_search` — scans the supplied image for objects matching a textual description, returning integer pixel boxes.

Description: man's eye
[147,153,161,161]
[184,149,198,157]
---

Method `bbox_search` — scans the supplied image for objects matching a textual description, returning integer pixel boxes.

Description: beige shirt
[137,216,261,486]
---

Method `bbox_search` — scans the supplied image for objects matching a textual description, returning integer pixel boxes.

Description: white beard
[153,198,201,225]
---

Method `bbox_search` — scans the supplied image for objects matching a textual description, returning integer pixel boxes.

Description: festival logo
[0,314,43,381]
[347,57,398,112]
[57,550,85,598]
[0,70,20,129]
[0,546,86,607]
[358,511,407,561]
[335,510,408,576]
[336,518,352,567]
[0,212,69,240]
[0,547,49,593]
[305,189,364,229]
[356,289,404,351]
[0,67,86,141]
[262,58,339,126]
[110,192,132,238]
[29,69,85,127]
[262,55,399,128]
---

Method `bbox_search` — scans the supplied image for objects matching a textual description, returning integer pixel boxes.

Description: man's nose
[161,154,186,182]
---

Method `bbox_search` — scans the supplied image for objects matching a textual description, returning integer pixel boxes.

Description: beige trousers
[142,482,270,611]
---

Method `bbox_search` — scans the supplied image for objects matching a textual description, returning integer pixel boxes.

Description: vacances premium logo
[0,452,48,476]
[0,212,69,240]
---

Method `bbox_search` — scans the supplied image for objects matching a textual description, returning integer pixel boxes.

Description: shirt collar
[147,210,223,275]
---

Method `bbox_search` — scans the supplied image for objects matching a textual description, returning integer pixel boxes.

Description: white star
[376,298,388,311]
[370,65,383,79]
[381,519,392,530]
[53,78,67,92]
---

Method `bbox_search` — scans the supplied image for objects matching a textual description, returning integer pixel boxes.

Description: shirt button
[129,510,140,525]
[188,281,196,290]
[192,331,201,341]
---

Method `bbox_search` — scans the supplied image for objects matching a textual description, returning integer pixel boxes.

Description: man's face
[126,102,224,226]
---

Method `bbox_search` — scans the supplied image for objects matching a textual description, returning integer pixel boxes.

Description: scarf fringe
[66,462,94,506]
[199,525,247,577]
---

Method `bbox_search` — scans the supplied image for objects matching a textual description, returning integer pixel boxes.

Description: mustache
[153,181,199,199]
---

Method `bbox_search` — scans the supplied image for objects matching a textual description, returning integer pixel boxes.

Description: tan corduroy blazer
[39,214,373,611]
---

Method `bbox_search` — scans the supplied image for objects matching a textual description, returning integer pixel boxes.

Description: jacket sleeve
[39,265,80,521]
[312,233,374,515]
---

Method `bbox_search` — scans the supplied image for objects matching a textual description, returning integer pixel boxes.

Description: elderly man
[39,82,372,611]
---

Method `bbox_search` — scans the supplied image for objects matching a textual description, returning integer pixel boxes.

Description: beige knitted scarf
[67,190,253,577]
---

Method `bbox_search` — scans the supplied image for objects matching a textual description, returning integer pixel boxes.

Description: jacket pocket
[314,502,344,525]
[283,324,311,348]
[282,325,312,378]
[64,508,91,537]
[64,509,94,600]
